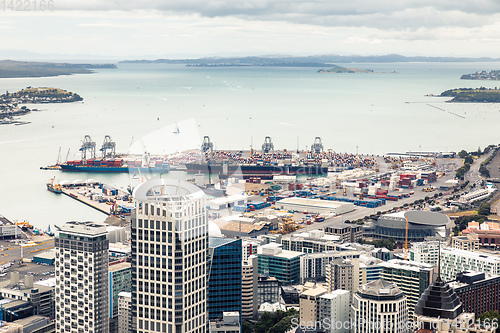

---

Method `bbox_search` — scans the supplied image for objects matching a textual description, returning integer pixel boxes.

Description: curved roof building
[363,210,450,242]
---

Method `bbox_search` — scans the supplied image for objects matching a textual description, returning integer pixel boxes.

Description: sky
[2,0,500,59]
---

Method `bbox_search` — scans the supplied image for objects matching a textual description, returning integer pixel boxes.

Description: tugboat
[46,177,62,194]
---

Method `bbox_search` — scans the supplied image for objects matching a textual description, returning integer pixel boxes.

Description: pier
[57,181,135,218]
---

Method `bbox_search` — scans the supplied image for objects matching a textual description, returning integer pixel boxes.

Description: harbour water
[1,61,500,228]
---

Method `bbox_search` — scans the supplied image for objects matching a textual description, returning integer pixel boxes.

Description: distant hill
[120,54,500,66]
[440,87,500,103]
[317,65,373,73]
[461,70,500,80]
[0,60,116,78]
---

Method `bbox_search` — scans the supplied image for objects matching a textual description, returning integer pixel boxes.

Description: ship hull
[46,184,62,194]
[59,165,170,173]
[184,163,328,176]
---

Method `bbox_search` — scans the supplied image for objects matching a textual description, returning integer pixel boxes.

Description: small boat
[47,177,62,194]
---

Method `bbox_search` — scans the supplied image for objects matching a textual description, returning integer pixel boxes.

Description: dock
[58,181,135,218]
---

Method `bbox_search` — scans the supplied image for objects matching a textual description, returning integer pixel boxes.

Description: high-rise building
[257,243,303,284]
[208,237,242,320]
[410,241,440,265]
[242,255,258,319]
[451,233,479,251]
[318,290,350,333]
[380,259,435,321]
[118,292,132,333]
[131,179,208,333]
[326,258,364,295]
[300,250,360,284]
[55,221,109,333]
[109,262,131,332]
[414,275,494,333]
[351,280,408,333]
[299,284,327,326]
[448,271,500,315]
[440,247,500,282]
[257,276,279,306]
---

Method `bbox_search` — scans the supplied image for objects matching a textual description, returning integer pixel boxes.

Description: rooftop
[320,289,350,299]
[359,279,402,296]
[108,262,131,272]
[380,259,435,272]
[441,247,500,262]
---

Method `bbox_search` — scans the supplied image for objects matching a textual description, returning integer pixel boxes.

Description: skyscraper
[131,179,208,333]
[55,221,109,333]
[208,237,242,320]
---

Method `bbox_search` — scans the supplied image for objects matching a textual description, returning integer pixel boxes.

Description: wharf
[58,182,135,218]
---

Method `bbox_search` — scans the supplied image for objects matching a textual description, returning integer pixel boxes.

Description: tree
[458,150,468,159]
[242,321,253,333]
[464,155,474,164]
[478,203,491,216]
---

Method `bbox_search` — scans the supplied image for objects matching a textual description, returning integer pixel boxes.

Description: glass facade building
[208,238,242,320]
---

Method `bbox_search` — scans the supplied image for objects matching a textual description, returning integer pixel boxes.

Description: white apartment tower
[131,179,208,333]
[55,221,109,333]
[118,291,132,333]
[351,280,408,333]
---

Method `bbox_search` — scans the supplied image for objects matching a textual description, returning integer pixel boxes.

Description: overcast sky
[2,0,500,59]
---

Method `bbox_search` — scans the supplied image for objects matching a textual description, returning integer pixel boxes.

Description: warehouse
[33,250,55,266]
[277,197,355,215]
[208,193,247,210]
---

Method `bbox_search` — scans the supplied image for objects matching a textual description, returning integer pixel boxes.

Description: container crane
[100,135,116,159]
[79,135,96,162]
[262,136,274,154]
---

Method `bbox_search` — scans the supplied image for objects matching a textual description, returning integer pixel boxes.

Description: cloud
[54,0,500,30]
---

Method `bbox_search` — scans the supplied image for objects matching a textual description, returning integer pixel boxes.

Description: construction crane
[100,135,116,159]
[404,216,409,260]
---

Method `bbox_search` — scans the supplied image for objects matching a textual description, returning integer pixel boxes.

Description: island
[440,87,500,103]
[461,70,500,80]
[0,87,83,125]
[0,60,116,78]
[317,65,373,73]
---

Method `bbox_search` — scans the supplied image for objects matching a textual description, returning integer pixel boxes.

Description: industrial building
[32,250,55,266]
[277,197,355,215]
[363,210,450,242]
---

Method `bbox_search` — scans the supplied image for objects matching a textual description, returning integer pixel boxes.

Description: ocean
[1,61,499,229]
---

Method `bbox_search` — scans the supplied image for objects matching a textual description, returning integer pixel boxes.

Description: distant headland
[461,70,500,81]
[0,60,116,78]
[317,65,373,73]
[439,87,500,103]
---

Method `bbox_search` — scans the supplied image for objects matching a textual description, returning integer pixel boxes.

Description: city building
[299,250,360,284]
[299,284,327,327]
[131,179,208,333]
[415,275,494,333]
[351,280,408,333]
[440,247,500,282]
[0,215,21,239]
[281,285,299,305]
[359,255,384,282]
[108,262,131,332]
[318,290,350,333]
[370,248,391,261]
[209,312,240,333]
[324,222,362,243]
[410,241,440,265]
[462,221,500,247]
[208,237,242,320]
[242,240,258,261]
[325,258,363,295]
[257,276,279,306]
[448,271,500,315]
[362,210,449,242]
[241,255,258,319]
[118,292,131,333]
[276,197,355,215]
[451,233,479,251]
[257,243,303,284]
[380,259,435,321]
[55,221,109,333]
[0,272,54,319]
[11,315,53,332]
[281,230,341,253]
